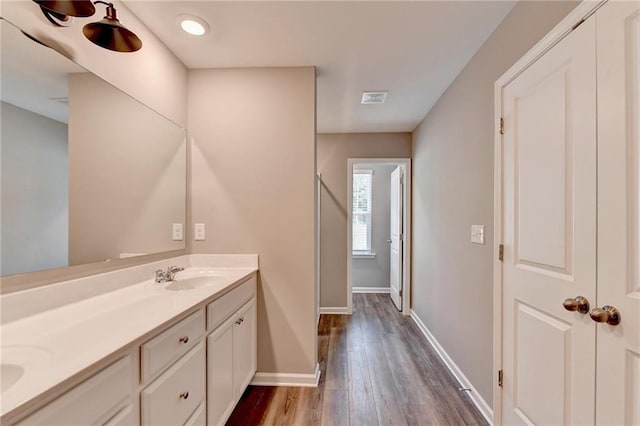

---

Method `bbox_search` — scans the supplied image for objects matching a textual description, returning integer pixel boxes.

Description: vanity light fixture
[34,0,96,19]
[83,2,142,52]
[33,0,142,52]
[177,14,210,36]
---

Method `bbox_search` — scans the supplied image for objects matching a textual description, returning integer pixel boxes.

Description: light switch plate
[471,225,485,244]
[172,223,183,241]
[194,223,206,241]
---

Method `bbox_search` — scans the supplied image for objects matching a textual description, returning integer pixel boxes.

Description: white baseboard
[250,363,320,387]
[319,307,351,314]
[410,310,493,425]
[352,286,390,294]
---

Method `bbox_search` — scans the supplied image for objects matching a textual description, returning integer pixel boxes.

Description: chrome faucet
[166,265,185,281]
[154,265,185,283]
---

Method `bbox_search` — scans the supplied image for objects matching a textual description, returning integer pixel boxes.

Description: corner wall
[317,133,411,308]
[188,67,317,376]
[411,0,579,406]
[67,73,185,265]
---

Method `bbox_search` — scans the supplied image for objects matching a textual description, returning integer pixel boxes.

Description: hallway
[227,294,487,425]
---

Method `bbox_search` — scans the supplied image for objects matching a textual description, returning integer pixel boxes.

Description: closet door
[500,17,597,425]
[596,2,640,424]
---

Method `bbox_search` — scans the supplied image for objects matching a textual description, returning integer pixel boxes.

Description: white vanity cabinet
[5,271,258,426]
[207,277,257,426]
[16,356,135,426]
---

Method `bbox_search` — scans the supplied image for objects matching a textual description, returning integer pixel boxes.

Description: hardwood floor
[227,294,488,425]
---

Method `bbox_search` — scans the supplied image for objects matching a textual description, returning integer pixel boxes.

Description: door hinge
[399,289,403,297]
[498,244,504,262]
[498,370,503,387]
[499,117,504,135]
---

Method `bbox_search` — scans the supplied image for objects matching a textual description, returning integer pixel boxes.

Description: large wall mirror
[1,19,187,278]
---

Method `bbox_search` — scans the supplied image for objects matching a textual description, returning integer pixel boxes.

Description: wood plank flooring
[227,294,488,425]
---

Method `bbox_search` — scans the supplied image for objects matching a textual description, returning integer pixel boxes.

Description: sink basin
[164,274,228,291]
[1,364,24,393]
[1,345,51,394]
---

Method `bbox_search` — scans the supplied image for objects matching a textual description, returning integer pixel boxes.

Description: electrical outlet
[172,223,183,241]
[471,225,485,244]
[194,223,206,241]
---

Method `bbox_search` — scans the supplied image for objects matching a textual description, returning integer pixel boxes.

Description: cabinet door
[500,16,597,426]
[207,317,235,426]
[233,298,256,399]
[596,1,640,424]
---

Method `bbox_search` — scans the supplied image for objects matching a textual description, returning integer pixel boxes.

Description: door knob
[589,305,621,326]
[562,296,590,314]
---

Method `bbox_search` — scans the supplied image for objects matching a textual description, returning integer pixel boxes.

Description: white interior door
[389,166,402,311]
[596,2,640,424]
[500,17,597,425]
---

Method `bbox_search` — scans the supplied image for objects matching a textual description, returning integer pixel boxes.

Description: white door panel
[596,2,640,424]
[501,17,597,426]
[389,166,402,311]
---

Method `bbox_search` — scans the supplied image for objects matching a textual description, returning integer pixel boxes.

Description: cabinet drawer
[18,356,133,426]
[141,343,205,426]
[141,310,204,382]
[207,275,256,331]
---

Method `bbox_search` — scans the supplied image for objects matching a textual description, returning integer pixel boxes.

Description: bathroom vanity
[0,255,258,426]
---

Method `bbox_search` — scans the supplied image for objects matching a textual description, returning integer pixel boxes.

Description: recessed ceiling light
[177,14,210,36]
[361,91,388,104]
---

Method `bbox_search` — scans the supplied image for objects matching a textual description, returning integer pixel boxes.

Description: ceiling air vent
[361,91,388,104]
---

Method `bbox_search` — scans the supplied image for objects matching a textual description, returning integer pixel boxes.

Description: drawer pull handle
[179,391,189,400]
[179,336,189,344]
[235,319,242,325]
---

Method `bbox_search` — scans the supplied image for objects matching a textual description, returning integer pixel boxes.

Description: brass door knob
[562,296,590,314]
[589,306,621,326]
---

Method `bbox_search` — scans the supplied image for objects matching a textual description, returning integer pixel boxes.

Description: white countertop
[0,255,258,421]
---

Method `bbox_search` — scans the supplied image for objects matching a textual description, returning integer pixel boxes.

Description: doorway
[347,158,411,315]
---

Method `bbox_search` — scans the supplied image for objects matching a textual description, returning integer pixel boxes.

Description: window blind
[352,170,373,253]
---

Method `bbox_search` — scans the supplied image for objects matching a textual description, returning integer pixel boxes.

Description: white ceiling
[124,1,516,133]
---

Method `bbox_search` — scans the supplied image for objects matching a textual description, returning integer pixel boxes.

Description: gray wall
[317,133,411,308]
[352,164,395,289]
[411,0,579,406]
[188,67,317,376]
[1,102,68,275]
[68,73,186,266]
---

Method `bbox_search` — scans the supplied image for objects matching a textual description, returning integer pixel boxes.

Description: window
[352,169,373,254]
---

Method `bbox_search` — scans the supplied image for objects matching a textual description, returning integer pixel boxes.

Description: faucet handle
[154,269,167,283]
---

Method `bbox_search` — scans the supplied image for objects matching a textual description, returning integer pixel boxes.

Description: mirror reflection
[1,20,186,277]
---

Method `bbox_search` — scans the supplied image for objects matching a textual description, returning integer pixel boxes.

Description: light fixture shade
[83,4,142,52]
[34,0,95,17]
